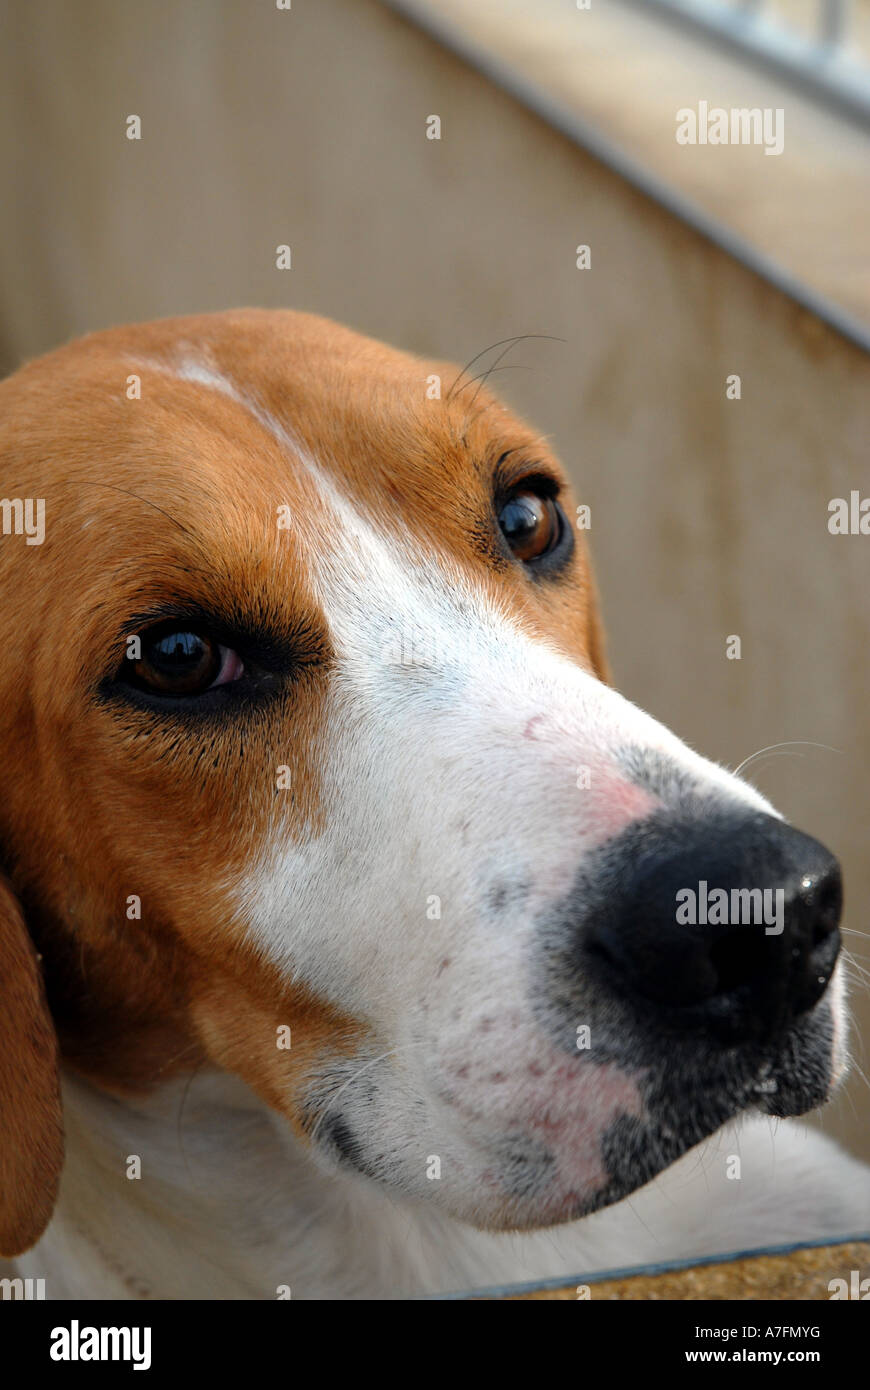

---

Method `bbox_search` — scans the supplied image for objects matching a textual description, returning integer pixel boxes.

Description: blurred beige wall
[0,0,868,1162]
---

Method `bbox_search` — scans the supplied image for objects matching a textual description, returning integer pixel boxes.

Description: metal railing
[635,0,870,125]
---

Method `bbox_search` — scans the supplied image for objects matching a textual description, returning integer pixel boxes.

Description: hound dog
[0,310,867,1299]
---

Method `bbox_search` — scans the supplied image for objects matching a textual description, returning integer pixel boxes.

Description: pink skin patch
[520,711,660,850]
[531,1061,645,1218]
[582,775,658,848]
[432,1009,646,1215]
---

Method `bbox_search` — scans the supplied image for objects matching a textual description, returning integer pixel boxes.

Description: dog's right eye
[121,623,244,696]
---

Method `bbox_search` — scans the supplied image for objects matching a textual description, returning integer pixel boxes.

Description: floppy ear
[0,873,64,1256]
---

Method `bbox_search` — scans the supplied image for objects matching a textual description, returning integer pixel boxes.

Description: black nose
[585,811,842,1044]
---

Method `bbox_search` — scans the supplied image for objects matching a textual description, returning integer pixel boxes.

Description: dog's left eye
[123,624,244,696]
[498,491,562,563]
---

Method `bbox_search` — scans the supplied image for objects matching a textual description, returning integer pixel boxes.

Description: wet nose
[584,811,842,1044]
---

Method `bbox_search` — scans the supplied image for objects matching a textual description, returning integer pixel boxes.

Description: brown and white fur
[0,310,867,1299]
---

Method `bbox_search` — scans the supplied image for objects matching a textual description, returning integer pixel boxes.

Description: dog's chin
[304,1000,839,1235]
[447,1009,840,1234]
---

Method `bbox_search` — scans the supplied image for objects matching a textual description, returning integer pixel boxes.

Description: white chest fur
[11,1071,869,1300]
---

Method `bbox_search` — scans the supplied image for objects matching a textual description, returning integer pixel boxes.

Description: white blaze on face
[238,449,774,1003]
[227,448,805,1218]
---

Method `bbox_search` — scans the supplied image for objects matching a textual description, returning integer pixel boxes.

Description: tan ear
[0,874,63,1256]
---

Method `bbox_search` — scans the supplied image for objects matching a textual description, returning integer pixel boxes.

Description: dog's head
[0,309,846,1253]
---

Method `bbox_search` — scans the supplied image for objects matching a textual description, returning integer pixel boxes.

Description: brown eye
[127,625,243,696]
[498,491,561,563]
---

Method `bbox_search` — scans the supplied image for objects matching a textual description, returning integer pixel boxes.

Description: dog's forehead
[4,309,553,555]
[0,309,599,676]
[137,315,551,531]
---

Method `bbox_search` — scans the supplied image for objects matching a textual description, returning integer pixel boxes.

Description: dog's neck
[19,1069,593,1300]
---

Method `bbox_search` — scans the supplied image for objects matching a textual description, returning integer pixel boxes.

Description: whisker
[446,334,530,402]
[465,335,564,412]
[309,1041,426,1146]
[732,740,842,779]
[175,1057,211,1183]
[452,363,533,400]
[843,1054,870,1099]
[81,480,195,538]
[842,959,870,990]
[445,333,563,402]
